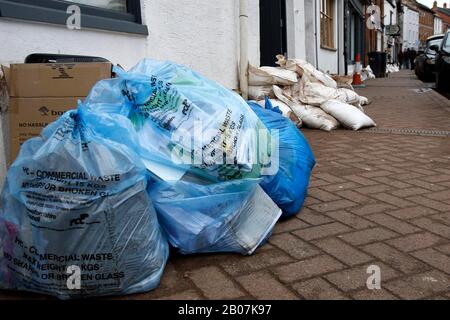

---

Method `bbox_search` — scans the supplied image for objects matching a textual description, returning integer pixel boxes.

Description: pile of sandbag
[361,65,376,81]
[386,64,400,74]
[0,59,316,299]
[248,55,376,132]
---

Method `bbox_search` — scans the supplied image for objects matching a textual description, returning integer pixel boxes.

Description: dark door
[259,0,287,66]
[345,2,364,64]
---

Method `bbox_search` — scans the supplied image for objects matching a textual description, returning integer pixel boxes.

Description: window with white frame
[320,0,335,49]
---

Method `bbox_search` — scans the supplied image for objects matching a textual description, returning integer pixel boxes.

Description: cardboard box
[1,65,10,87]
[9,97,82,162]
[6,62,113,164]
[0,66,9,110]
[9,62,112,97]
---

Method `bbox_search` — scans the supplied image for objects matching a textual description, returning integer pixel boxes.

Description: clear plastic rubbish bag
[248,101,316,217]
[0,110,169,299]
[149,178,282,255]
[81,59,272,182]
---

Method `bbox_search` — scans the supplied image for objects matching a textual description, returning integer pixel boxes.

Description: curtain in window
[66,0,127,12]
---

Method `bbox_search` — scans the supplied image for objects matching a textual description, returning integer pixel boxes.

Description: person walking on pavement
[404,49,411,70]
[410,48,417,70]
[398,50,404,69]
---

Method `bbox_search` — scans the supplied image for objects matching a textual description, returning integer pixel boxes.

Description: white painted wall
[0,0,262,187]
[1,0,349,84]
[384,1,398,63]
[302,0,344,74]
[286,0,307,60]
[384,1,397,26]
[403,6,420,50]
[0,0,261,89]
[0,0,347,186]
[434,16,443,34]
[284,0,345,74]
[384,0,397,48]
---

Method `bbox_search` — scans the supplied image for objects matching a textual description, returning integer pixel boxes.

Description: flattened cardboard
[9,97,82,164]
[9,62,112,97]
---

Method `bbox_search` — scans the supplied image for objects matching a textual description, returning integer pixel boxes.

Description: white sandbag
[297,74,337,106]
[249,85,274,100]
[272,85,296,106]
[361,72,368,82]
[256,98,303,128]
[331,75,354,91]
[256,99,291,118]
[289,112,303,129]
[276,55,337,89]
[291,104,340,132]
[386,64,399,73]
[272,85,339,132]
[359,96,369,106]
[293,74,366,108]
[333,88,361,106]
[331,74,353,87]
[361,65,376,81]
[366,65,376,78]
[249,64,298,86]
[320,99,376,131]
[334,88,369,108]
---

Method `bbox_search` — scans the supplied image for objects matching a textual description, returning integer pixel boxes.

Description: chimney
[433,1,438,9]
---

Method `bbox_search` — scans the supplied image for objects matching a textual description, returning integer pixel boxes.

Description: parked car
[415,34,444,81]
[432,31,450,92]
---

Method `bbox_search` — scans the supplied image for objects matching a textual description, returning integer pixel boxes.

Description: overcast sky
[416,0,447,8]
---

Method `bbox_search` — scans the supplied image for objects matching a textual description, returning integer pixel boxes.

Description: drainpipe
[344,0,349,75]
[239,0,249,100]
[337,1,341,74]
[314,0,319,69]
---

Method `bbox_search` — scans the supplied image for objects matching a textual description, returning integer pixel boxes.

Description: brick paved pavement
[1,71,449,300]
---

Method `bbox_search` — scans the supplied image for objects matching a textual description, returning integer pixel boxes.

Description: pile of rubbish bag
[361,64,399,81]
[248,99,316,217]
[0,59,316,299]
[0,110,169,299]
[361,65,376,81]
[249,55,376,132]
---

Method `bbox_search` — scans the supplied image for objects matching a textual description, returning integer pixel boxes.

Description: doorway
[259,0,287,66]
[345,3,364,64]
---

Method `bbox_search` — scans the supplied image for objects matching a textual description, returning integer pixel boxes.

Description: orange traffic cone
[352,54,366,88]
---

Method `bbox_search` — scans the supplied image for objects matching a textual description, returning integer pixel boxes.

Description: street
[1,70,448,300]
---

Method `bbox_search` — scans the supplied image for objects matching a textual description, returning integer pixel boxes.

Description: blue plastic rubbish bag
[81,59,272,182]
[0,110,169,299]
[248,101,316,217]
[149,178,282,255]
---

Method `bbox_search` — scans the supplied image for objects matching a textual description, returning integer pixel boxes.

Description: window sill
[0,0,148,35]
[320,45,338,52]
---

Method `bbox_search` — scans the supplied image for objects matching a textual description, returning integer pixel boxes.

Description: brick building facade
[417,2,435,48]
[433,1,450,33]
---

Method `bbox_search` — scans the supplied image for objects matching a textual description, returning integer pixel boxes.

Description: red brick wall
[433,8,450,32]
[419,9,435,45]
